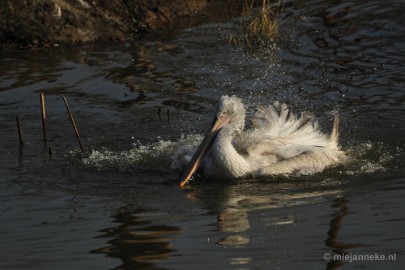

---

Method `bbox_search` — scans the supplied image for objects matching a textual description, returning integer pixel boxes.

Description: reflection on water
[325,197,367,270]
[106,43,211,112]
[94,210,182,270]
[211,180,342,248]
[217,208,250,246]
[90,179,347,269]
[90,175,405,270]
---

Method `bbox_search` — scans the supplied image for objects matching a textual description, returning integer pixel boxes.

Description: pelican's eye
[218,111,227,118]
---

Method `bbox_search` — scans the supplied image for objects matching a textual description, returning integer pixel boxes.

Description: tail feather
[330,113,340,143]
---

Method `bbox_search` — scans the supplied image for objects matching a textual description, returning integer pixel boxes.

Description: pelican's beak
[179,115,231,188]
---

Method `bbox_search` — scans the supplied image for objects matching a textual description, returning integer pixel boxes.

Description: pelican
[173,96,346,187]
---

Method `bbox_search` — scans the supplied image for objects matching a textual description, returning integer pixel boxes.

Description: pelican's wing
[233,102,342,169]
[251,102,315,137]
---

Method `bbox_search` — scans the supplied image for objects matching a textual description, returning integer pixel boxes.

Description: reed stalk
[16,116,23,146]
[62,95,84,153]
[40,93,47,144]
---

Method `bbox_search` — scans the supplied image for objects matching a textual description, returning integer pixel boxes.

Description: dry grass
[229,0,283,47]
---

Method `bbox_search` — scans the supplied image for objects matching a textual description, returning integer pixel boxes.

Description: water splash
[81,131,399,180]
[82,134,203,170]
[343,141,401,176]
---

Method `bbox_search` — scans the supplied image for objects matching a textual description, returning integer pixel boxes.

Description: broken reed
[16,116,23,146]
[62,95,84,153]
[229,0,283,47]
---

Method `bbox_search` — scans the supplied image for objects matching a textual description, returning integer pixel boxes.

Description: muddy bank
[0,0,243,49]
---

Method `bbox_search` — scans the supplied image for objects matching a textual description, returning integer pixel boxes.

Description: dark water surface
[1,0,404,269]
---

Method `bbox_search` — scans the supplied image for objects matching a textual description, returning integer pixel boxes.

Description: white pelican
[173,96,346,187]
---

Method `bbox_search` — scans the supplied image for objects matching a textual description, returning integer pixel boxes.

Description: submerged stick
[157,106,162,118]
[40,93,47,144]
[16,116,24,146]
[62,95,84,153]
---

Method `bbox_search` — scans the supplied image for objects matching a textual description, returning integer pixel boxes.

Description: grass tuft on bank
[229,0,283,47]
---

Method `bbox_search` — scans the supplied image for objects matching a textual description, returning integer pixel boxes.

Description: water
[1,0,405,269]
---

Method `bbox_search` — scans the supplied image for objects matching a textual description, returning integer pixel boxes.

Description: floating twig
[62,95,84,153]
[16,116,24,146]
[40,93,47,144]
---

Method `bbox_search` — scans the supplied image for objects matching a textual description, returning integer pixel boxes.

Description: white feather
[173,96,347,179]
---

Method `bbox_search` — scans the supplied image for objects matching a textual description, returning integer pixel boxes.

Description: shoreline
[0,0,244,50]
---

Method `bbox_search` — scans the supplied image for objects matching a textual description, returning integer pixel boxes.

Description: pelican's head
[214,95,246,134]
[179,95,246,187]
